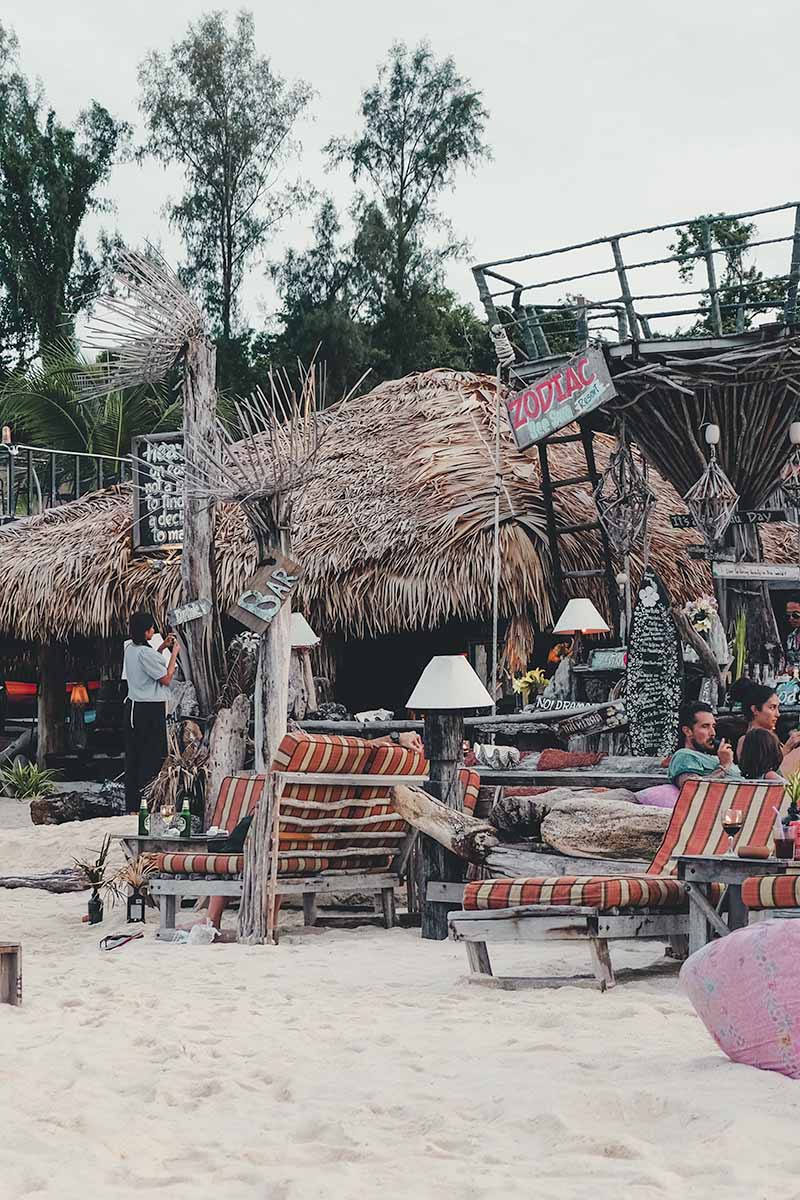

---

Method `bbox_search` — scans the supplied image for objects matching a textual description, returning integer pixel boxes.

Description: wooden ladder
[537,422,620,636]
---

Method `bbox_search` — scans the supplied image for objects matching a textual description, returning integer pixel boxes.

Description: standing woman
[123,611,179,813]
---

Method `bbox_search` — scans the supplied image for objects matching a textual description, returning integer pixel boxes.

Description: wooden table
[676,853,789,955]
[476,767,667,791]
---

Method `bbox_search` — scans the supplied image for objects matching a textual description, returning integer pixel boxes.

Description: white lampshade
[290,613,319,649]
[407,655,493,711]
[552,598,610,635]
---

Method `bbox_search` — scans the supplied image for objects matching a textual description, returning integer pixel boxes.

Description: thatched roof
[0,369,792,668]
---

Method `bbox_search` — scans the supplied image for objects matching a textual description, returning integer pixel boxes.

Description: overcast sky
[5,0,800,330]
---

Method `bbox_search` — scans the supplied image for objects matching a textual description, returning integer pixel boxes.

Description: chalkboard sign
[132,433,185,552]
[625,570,683,756]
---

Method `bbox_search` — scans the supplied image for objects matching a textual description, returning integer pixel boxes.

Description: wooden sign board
[557,700,627,739]
[131,433,185,552]
[167,598,212,627]
[588,647,627,671]
[533,696,586,712]
[625,570,683,757]
[505,347,616,450]
[687,545,737,562]
[671,509,788,529]
[228,552,303,634]
[712,562,800,582]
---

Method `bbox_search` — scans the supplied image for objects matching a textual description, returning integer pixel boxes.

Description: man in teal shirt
[668,702,741,789]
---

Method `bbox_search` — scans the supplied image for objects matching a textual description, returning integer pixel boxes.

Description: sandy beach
[2,808,800,1200]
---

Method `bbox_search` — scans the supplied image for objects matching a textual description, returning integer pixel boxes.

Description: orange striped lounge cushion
[155,853,244,876]
[742,875,800,910]
[209,774,266,831]
[462,875,688,912]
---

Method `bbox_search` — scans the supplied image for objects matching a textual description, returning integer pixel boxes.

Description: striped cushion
[461,769,480,815]
[463,875,688,912]
[743,875,800,910]
[269,732,426,876]
[209,774,266,831]
[647,778,786,877]
[155,853,244,875]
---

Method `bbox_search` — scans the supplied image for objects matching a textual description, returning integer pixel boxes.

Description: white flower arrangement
[684,593,718,634]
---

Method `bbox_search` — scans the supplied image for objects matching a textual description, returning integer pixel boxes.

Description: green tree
[670,215,787,335]
[0,345,181,456]
[0,23,127,372]
[326,41,490,377]
[138,9,312,345]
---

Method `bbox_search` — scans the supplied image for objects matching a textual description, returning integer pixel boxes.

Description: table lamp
[552,598,610,663]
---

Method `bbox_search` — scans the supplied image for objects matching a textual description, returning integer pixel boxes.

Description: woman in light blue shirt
[123,611,179,813]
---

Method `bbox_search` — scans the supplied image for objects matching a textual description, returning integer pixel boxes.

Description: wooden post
[37,641,66,767]
[181,335,224,716]
[420,711,465,941]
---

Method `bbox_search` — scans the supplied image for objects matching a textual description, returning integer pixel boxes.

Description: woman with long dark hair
[739,728,784,781]
[123,611,179,813]
[732,678,800,761]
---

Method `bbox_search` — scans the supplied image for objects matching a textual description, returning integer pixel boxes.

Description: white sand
[2,813,799,1200]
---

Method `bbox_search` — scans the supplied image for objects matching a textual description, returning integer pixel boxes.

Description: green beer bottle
[180,797,192,839]
[138,795,149,836]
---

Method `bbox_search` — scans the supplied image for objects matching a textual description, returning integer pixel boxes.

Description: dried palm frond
[76,248,207,402]
[217,631,260,710]
[114,855,157,891]
[72,834,123,900]
[143,726,209,813]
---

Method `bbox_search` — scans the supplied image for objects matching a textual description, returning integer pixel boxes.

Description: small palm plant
[784,771,800,826]
[0,761,59,800]
[73,835,122,924]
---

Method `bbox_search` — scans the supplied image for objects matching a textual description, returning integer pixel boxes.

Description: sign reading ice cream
[505,347,616,449]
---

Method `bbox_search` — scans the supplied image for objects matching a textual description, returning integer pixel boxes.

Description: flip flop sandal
[99,932,145,952]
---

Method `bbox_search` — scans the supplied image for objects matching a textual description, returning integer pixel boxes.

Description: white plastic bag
[187,920,218,945]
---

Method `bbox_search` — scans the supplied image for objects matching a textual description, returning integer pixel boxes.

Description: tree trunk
[181,335,224,716]
[420,712,467,940]
[37,641,66,767]
[239,529,294,944]
[0,869,86,893]
[205,694,250,827]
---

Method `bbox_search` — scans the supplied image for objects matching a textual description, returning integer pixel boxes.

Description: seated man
[189,730,424,939]
[668,701,741,790]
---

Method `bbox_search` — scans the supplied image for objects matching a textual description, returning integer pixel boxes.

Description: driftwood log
[489,786,638,840]
[29,791,121,825]
[391,784,498,863]
[0,728,35,768]
[540,798,669,861]
[205,694,250,827]
[0,868,86,893]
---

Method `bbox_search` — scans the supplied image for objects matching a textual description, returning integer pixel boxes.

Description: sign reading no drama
[505,347,616,450]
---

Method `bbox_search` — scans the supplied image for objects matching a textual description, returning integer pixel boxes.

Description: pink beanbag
[681,921,800,1078]
[636,783,679,808]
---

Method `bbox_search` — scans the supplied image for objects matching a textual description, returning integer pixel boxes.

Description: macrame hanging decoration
[593,427,656,558]
[683,424,739,549]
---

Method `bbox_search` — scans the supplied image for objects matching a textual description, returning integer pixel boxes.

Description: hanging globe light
[594,427,656,557]
[683,424,739,547]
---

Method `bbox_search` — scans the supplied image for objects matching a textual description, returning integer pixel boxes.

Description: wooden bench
[1,942,22,1005]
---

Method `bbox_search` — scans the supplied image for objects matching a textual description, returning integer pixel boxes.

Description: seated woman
[733,679,800,761]
[739,728,784,781]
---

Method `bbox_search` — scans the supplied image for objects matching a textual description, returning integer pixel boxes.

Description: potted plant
[0,760,59,801]
[114,856,156,923]
[72,835,121,925]
[511,667,549,709]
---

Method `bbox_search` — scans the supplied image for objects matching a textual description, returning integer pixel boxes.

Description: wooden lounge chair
[448,778,785,991]
[150,733,473,940]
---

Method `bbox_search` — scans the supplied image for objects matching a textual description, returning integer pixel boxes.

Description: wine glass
[722,808,744,857]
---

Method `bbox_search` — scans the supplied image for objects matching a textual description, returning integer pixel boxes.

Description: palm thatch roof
[0,369,794,670]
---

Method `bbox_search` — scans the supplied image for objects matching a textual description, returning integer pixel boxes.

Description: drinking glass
[722,808,744,857]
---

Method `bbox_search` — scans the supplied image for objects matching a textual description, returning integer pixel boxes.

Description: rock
[490,786,638,840]
[29,789,123,825]
[540,798,669,861]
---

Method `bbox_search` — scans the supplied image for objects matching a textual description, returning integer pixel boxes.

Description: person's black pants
[124,700,167,813]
